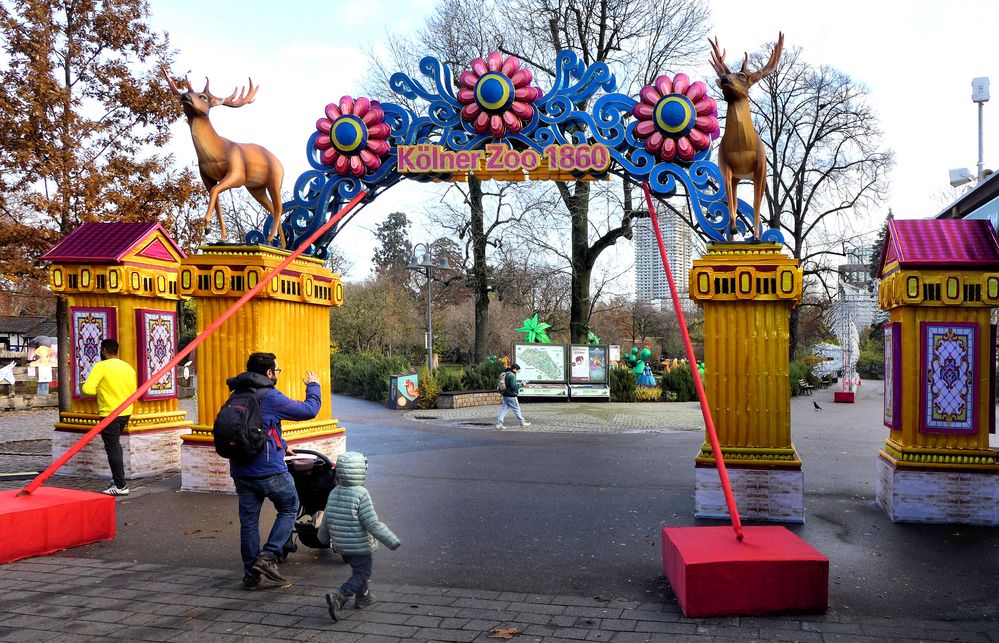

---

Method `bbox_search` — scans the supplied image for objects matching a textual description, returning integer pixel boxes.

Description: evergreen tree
[868,209,894,287]
[372,211,413,281]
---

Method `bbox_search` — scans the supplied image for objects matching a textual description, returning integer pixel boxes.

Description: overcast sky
[150,0,999,287]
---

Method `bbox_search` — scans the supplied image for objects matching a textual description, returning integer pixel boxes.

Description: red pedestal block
[0,488,116,563]
[662,526,828,617]
[834,391,855,403]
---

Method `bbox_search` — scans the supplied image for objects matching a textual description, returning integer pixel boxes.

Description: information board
[513,344,567,383]
[568,345,608,383]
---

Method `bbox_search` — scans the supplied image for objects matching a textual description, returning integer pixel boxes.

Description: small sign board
[568,345,608,384]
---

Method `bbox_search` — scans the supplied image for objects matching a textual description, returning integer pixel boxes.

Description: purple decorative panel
[136,309,177,400]
[883,323,902,430]
[919,322,978,434]
[71,307,117,399]
[991,324,996,435]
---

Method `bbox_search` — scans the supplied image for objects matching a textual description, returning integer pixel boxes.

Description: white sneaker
[495,423,505,430]
[521,422,531,427]
[102,485,129,496]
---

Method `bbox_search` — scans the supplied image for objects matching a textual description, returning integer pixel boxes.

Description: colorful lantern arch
[247,51,784,257]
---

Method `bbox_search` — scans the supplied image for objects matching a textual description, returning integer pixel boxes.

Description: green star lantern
[587,331,601,345]
[516,314,552,344]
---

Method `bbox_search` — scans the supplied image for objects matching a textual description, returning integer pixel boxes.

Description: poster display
[569,345,608,383]
[609,345,621,364]
[513,344,566,383]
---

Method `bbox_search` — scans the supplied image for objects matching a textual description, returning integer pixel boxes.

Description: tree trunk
[56,298,71,412]
[468,176,489,363]
[568,181,591,343]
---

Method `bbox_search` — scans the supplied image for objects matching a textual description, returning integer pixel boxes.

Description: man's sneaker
[242,574,261,591]
[325,591,348,621]
[521,422,532,427]
[251,553,286,583]
[496,423,505,430]
[102,485,129,496]
[354,591,376,609]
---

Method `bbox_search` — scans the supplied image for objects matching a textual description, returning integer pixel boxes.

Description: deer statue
[708,33,783,241]
[160,66,285,246]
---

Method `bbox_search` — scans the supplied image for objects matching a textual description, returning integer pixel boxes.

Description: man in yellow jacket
[81,339,137,496]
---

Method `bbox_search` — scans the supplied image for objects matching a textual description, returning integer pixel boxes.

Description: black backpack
[213,388,267,462]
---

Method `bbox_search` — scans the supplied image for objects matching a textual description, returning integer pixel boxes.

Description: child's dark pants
[339,554,373,596]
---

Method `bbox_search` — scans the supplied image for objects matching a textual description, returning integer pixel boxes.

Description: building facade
[634,209,694,310]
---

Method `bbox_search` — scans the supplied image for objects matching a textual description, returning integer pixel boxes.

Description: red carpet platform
[0,488,116,563]
[662,525,828,617]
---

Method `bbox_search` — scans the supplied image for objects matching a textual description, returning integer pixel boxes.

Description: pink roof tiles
[878,219,999,277]
[41,222,187,264]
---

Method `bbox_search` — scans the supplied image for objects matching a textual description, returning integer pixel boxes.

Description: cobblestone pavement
[1,556,996,642]
[405,401,705,433]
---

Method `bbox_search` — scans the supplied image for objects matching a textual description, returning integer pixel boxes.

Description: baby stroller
[281,449,337,560]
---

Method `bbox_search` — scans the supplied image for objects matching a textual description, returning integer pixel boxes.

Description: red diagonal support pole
[641,182,743,541]
[18,192,368,496]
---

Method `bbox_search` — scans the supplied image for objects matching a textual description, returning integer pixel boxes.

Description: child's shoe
[326,591,348,621]
[354,591,376,609]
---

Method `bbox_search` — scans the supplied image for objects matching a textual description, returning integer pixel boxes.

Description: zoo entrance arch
[245,49,785,259]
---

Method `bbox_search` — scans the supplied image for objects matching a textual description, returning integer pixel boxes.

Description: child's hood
[335,451,367,486]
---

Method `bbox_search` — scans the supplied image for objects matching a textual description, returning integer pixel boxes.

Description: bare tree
[750,43,893,358]
[495,0,711,342]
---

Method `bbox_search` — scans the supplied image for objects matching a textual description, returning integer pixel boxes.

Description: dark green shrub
[331,352,412,402]
[857,350,884,380]
[660,364,696,402]
[610,367,637,402]
[789,360,811,396]
[463,358,507,391]
[435,367,466,393]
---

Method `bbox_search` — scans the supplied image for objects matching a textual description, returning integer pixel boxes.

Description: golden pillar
[178,245,346,493]
[875,219,999,524]
[42,223,192,480]
[689,242,804,522]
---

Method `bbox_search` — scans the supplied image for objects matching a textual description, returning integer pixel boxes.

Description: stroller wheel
[281,534,298,561]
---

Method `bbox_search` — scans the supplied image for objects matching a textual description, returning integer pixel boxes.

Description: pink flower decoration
[457,51,543,138]
[632,73,719,163]
[314,96,391,177]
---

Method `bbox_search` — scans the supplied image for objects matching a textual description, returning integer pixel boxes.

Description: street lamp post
[408,242,450,372]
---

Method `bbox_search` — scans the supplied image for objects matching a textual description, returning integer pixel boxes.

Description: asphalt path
[73,390,999,623]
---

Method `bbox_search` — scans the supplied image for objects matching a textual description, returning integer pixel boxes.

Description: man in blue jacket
[227,352,322,590]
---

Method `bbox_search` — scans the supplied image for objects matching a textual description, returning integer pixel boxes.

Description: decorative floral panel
[883,323,902,430]
[71,307,117,399]
[920,322,978,434]
[136,309,177,400]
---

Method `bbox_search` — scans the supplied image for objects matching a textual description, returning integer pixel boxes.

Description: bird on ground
[813,401,822,411]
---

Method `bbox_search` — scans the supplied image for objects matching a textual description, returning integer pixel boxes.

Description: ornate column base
[876,454,999,525]
[52,412,191,481]
[180,420,346,494]
[695,464,805,523]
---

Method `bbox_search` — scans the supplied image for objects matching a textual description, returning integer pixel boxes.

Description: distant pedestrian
[319,451,401,621]
[496,363,530,430]
[81,339,137,496]
[225,352,322,590]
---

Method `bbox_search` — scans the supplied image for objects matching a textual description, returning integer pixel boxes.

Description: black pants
[99,415,129,488]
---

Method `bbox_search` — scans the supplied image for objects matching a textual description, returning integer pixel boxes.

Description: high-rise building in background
[633,208,694,311]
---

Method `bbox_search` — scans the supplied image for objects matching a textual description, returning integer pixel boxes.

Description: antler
[160,65,193,96]
[748,32,784,84]
[707,37,731,77]
[201,78,258,108]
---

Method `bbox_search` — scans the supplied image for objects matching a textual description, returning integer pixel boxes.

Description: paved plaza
[1,386,998,642]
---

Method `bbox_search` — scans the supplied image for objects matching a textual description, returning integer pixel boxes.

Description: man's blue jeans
[233,471,299,577]
[339,553,373,597]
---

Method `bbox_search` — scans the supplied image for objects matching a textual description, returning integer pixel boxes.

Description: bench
[798,379,814,395]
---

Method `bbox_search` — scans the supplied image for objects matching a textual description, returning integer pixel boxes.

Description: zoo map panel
[514,345,566,383]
